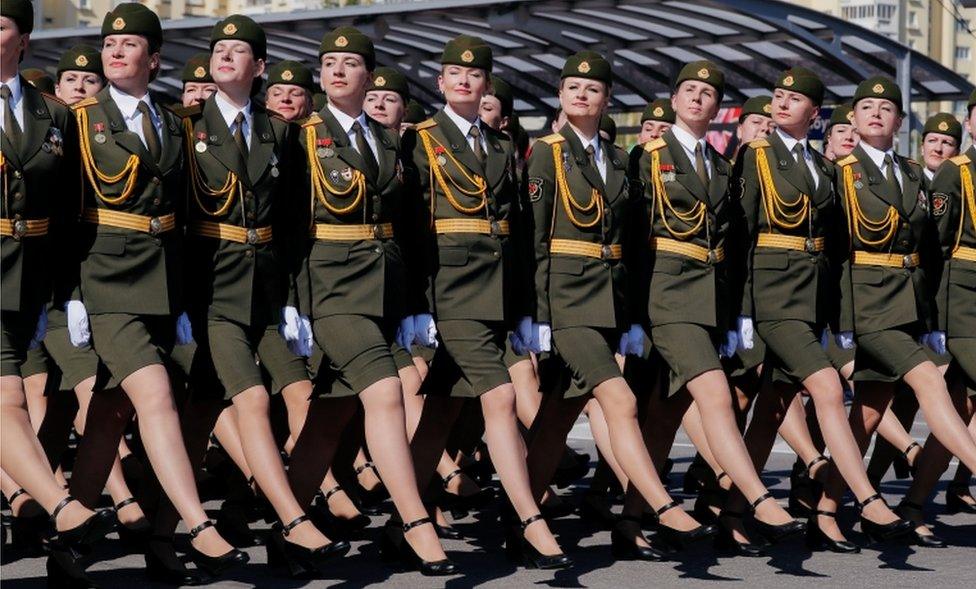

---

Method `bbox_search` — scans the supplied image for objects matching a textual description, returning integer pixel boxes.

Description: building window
[908,11,917,27]
[957,47,972,60]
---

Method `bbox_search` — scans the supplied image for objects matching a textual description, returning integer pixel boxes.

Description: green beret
[368,66,409,101]
[403,100,427,124]
[923,112,962,144]
[211,15,266,60]
[57,45,103,78]
[312,92,328,112]
[640,99,674,124]
[739,96,772,124]
[319,26,375,70]
[22,68,54,94]
[267,60,315,91]
[600,114,617,144]
[489,75,514,117]
[674,60,724,100]
[181,53,212,84]
[827,103,854,130]
[441,35,492,72]
[853,76,903,113]
[968,88,975,115]
[102,3,163,52]
[775,67,824,105]
[561,50,612,86]
[1,0,33,34]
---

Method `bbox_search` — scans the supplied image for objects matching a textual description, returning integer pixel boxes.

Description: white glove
[530,322,552,353]
[175,312,194,345]
[736,316,754,351]
[279,306,309,357]
[510,316,533,356]
[28,308,47,350]
[65,300,90,347]
[718,330,739,359]
[626,324,646,357]
[300,316,314,358]
[835,331,855,350]
[412,313,438,348]
[924,331,947,355]
[396,316,416,354]
[820,328,830,350]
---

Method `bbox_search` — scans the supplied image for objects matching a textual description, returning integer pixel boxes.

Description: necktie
[792,143,815,193]
[137,101,161,161]
[883,154,900,190]
[352,120,378,179]
[468,125,485,164]
[1,85,23,149]
[233,112,248,159]
[694,142,709,188]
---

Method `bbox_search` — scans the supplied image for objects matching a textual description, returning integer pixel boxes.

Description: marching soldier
[732,95,774,157]
[816,76,976,548]
[0,0,118,582]
[723,68,907,554]
[265,60,314,121]
[179,52,217,107]
[823,103,858,161]
[364,65,409,130]
[638,98,675,144]
[65,2,247,579]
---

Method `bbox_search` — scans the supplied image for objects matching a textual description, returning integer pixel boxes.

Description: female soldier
[816,76,976,547]
[265,60,313,121]
[628,60,804,548]
[0,0,118,580]
[65,2,246,578]
[723,68,907,554]
[294,26,454,576]
[403,35,569,569]
[524,50,714,560]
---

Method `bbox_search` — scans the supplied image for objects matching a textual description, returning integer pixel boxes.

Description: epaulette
[950,154,971,166]
[162,103,201,120]
[539,133,565,145]
[41,92,67,107]
[415,118,437,131]
[643,137,666,153]
[71,97,98,111]
[748,138,770,149]
[300,112,323,128]
[836,154,858,167]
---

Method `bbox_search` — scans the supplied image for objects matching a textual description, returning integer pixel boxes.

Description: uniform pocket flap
[550,256,584,275]
[852,266,885,285]
[949,264,976,287]
[310,243,350,263]
[652,257,683,275]
[438,246,469,267]
[753,251,790,270]
[89,234,125,256]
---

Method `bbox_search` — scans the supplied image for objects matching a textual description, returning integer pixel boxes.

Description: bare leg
[510,359,543,429]
[681,402,723,477]
[585,399,628,489]
[904,362,976,472]
[212,407,252,480]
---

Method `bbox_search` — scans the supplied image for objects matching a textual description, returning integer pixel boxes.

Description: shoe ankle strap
[856,493,885,511]
[115,497,138,511]
[655,500,679,517]
[520,513,545,530]
[442,469,463,489]
[355,462,377,476]
[902,441,921,458]
[814,510,837,518]
[322,485,344,502]
[188,520,214,539]
[403,516,433,533]
[749,492,773,511]
[50,495,78,524]
[806,455,829,475]
[8,488,27,504]
[282,515,310,536]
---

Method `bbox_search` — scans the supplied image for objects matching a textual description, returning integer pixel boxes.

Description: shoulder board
[268,111,289,123]
[40,92,67,107]
[643,137,666,153]
[950,154,971,166]
[748,138,770,149]
[836,154,858,167]
[539,133,565,146]
[415,118,437,131]
[71,97,98,111]
[300,113,323,128]
[162,103,201,120]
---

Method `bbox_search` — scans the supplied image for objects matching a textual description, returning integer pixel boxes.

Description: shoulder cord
[552,141,601,228]
[650,147,707,240]
[842,163,899,249]
[955,163,976,254]
[184,118,238,217]
[75,106,140,206]
[418,128,487,215]
[755,146,810,232]
[305,124,366,216]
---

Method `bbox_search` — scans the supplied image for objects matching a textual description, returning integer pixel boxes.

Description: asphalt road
[2,417,973,588]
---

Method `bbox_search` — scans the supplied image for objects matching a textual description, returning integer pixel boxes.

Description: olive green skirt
[852,327,928,383]
[21,345,53,379]
[722,336,765,379]
[200,320,309,399]
[89,313,177,389]
[757,320,833,385]
[422,320,510,398]
[551,327,622,399]
[651,323,723,396]
[947,338,976,392]
[313,314,399,396]
[43,327,99,391]
[1,310,39,377]
[825,331,856,371]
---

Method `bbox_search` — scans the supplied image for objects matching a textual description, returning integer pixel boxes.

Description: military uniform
[402,36,528,398]
[1,75,78,377]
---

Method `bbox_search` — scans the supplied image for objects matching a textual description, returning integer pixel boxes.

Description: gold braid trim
[650,147,705,239]
[305,125,366,216]
[755,146,809,230]
[842,163,899,248]
[418,129,487,215]
[552,141,601,228]
[955,163,976,256]
[76,106,140,205]
[184,118,238,217]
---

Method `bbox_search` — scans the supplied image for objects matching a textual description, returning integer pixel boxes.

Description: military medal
[316,137,334,159]
[341,167,353,181]
[660,163,676,183]
[329,169,341,183]
[195,131,208,153]
[93,122,106,144]
[395,159,404,182]
[562,151,572,172]
[434,146,447,167]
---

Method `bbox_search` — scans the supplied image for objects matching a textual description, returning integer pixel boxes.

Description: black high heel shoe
[894,500,946,548]
[379,517,457,576]
[113,498,151,548]
[789,456,829,518]
[805,511,860,553]
[856,494,912,542]
[47,544,99,589]
[185,520,249,578]
[311,486,371,539]
[353,462,389,515]
[266,515,350,578]
[749,493,806,544]
[945,482,976,514]
[145,536,209,586]
[893,441,920,480]
[692,473,729,525]
[216,499,263,547]
[8,489,50,556]
[653,501,718,550]
[714,511,766,557]
[53,496,116,548]
[440,469,495,518]
[580,492,617,529]
[610,515,669,561]
[683,457,717,494]
[505,514,572,570]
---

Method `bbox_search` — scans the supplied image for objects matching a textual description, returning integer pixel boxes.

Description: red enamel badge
[660,164,674,172]
[94,122,105,132]
[316,138,333,147]
[434,146,446,155]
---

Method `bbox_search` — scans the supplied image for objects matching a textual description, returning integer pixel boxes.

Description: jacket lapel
[854,144,903,215]
[434,109,484,180]
[809,150,834,206]
[155,100,182,176]
[320,107,368,178]
[561,126,605,193]
[100,88,161,177]
[769,132,814,196]
[201,97,246,184]
[1,126,22,169]
[483,129,508,190]
[707,146,729,209]
[246,106,275,185]
[664,130,708,203]
[19,83,53,164]
[897,155,921,217]
[368,116,396,189]
[602,139,626,204]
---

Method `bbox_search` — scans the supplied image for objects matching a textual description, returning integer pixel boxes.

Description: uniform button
[152,197,161,206]
[13,170,22,179]
[153,237,161,246]
[13,192,22,200]
[374,247,382,254]
[372,213,379,222]
[247,212,256,220]
[603,262,610,268]
[899,240,909,247]
[245,191,254,199]
[492,251,500,257]
[151,177,161,185]
[245,250,254,258]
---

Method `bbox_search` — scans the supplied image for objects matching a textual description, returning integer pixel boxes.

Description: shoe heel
[379,526,402,563]
[267,534,309,578]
